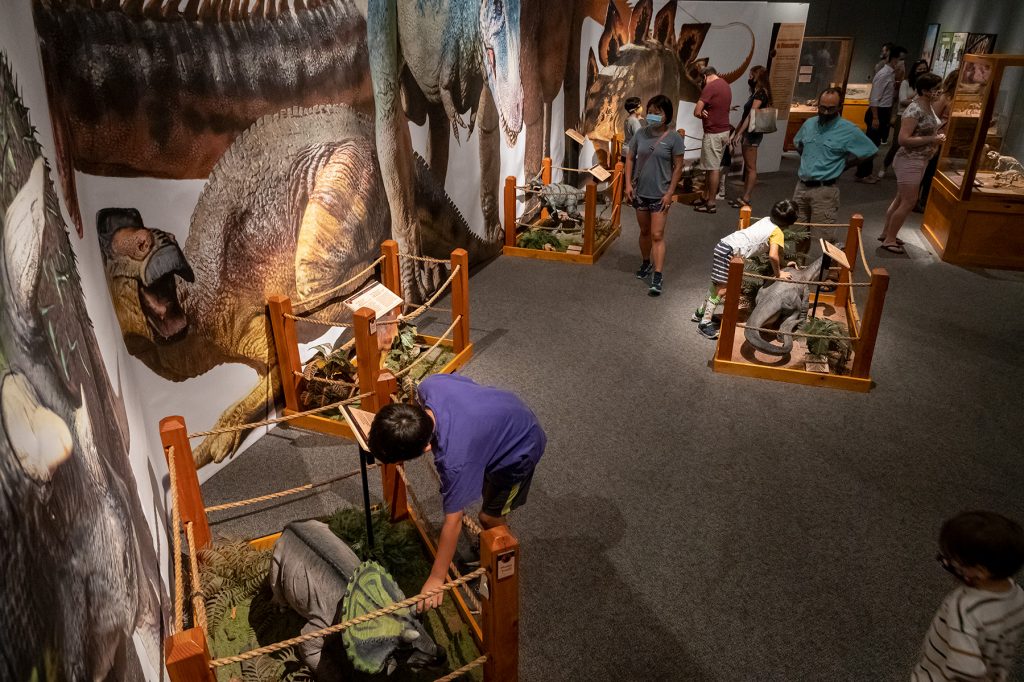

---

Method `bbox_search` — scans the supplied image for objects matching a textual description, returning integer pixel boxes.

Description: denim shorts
[633,195,665,212]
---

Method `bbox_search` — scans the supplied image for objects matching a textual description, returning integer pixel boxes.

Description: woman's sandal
[694,203,718,214]
[880,243,906,254]
[728,198,750,208]
[877,235,905,245]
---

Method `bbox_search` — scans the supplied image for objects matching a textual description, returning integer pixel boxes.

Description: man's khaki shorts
[699,130,731,170]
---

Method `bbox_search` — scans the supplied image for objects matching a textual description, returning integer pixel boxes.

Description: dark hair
[770,199,798,228]
[624,96,642,113]
[915,72,942,95]
[906,59,929,89]
[940,511,1024,579]
[817,87,844,103]
[368,403,433,463]
[748,65,773,106]
[701,66,718,77]
[889,45,908,61]
[941,70,959,95]
[646,94,673,124]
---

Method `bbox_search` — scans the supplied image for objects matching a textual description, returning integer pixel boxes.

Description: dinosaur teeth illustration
[1,371,73,482]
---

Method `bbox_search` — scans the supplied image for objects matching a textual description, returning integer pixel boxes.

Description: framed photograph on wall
[965,33,997,57]
[921,23,940,65]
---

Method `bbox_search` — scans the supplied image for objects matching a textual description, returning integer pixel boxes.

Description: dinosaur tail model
[743,256,823,357]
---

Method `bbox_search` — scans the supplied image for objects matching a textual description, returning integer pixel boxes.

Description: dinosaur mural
[32,0,374,236]
[0,53,163,681]
[743,256,824,357]
[97,105,493,467]
[581,0,755,144]
[368,0,523,300]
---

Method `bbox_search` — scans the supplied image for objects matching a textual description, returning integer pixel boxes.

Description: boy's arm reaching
[418,510,464,612]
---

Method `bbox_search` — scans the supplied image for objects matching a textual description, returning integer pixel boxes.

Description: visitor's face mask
[817,104,840,124]
[646,113,663,125]
[748,78,756,87]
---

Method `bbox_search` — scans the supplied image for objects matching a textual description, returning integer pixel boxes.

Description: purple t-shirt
[418,374,546,514]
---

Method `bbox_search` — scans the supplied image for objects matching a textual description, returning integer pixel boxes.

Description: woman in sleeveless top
[729,65,772,209]
[880,72,945,253]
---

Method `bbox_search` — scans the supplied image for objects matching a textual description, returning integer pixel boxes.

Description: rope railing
[393,316,461,379]
[395,464,483,613]
[742,271,871,287]
[293,256,385,310]
[296,370,358,390]
[208,567,487,668]
[167,446,185,633]
[748,216,854,229]
[204,465,374,513]
[185,522,208,634]
[283,312,352,328]
[186,392,372,439]
[397,252,451,265]
[381,265,460,325]
[857,233,872,276]
[432,655,488,682]
[736,322,860,342]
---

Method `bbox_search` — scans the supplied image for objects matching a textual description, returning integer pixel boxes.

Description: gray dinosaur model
[528,180,586,221]
[743,256,824,357]
[269,520,445,678]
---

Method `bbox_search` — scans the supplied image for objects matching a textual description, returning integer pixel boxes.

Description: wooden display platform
[712,210,889,392]
[503,157,623,265]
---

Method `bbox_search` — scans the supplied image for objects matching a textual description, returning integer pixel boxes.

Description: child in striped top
[913,511,1024,681]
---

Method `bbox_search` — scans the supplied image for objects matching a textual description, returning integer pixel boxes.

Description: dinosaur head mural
[480,0,524,146]
[581,1,754,142]
[98,208,194,351]
[0,52,162,681]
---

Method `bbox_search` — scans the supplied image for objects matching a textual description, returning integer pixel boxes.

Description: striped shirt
[913,581,1024,681]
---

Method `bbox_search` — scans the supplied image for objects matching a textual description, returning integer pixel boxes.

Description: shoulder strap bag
[750,106,778,134]
[632,129,671,188]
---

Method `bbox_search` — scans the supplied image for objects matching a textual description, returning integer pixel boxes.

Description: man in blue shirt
[368,374,546,611]
[791,87,877,250]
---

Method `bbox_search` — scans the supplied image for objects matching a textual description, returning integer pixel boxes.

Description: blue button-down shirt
[793,116,878,182]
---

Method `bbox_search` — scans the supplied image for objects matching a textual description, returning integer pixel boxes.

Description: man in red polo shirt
[693,66,733,214]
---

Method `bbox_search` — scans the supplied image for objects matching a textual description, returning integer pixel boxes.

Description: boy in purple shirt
[368,374,546,611]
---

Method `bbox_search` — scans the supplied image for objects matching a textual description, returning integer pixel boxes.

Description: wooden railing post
[353,307,382,412]
[160,416,211,550]
[714,256,745,363]
[165,628,215,682]
[450,248,470,353]
[612,161,624,229]
[504,176,517,248]
[373,371,409,521]
[582,183,597,255]
[482,526,519,682]
[268,295,302,414]
[739,205,752,229]
[381,239,402,300]
[610,133,623,165]
[835,215,862,310]
[851,267,889,379]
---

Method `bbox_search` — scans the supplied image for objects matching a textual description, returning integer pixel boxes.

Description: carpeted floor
[202,155,1024,681]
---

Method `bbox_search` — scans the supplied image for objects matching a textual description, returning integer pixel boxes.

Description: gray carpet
[202,155,1024,681]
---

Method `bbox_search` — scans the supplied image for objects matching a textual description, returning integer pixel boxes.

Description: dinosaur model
[32,0,374,236]
[97,104,492,467]
[0,53,162,681]
[528,180,587,221]
[581,0,755,144]
[743,256,824,357]
[368,0,523,300]
[269,520,446,678]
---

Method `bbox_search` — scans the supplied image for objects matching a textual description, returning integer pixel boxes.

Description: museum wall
[1,2,169,679]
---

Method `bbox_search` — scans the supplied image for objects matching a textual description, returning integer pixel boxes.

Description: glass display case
[784,37,855,151]
[923,54,1024,269]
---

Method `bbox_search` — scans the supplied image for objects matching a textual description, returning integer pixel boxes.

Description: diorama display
[503,158,624,264]
[922,54,1024,269]
[159,413,519,682]
[712,209,890,392]
[784,37,855,150]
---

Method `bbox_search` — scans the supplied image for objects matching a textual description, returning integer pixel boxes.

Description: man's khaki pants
[792,182,840,257]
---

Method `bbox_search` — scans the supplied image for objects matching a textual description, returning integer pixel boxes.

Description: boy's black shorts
[480,469,534,517]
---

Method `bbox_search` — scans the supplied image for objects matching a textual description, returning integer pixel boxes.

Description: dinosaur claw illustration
[2,372,73,482]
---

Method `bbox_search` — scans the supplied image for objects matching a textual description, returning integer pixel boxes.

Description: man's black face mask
[817,105,840,124]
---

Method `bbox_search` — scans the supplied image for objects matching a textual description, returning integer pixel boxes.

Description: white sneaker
[876,168,886,179]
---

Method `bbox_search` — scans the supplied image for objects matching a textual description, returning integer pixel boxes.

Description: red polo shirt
[699,78,733,134]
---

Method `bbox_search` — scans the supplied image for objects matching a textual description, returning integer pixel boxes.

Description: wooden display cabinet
[922,54,1024,269]
[783,37,855,151]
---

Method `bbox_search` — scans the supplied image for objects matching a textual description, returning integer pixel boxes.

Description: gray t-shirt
[624,116,646,147]
[626,127,685,199]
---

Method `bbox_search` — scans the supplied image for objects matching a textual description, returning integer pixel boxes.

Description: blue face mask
[646,113,663,125]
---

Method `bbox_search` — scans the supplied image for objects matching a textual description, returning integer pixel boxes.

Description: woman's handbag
[750,107,779,134]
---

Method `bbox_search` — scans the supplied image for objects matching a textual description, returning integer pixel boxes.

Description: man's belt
[799,178,837,188]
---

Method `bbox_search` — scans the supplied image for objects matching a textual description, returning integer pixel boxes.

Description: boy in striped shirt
[914,511,1024,681]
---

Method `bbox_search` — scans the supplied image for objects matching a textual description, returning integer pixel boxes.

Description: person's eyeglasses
[817,105,839,113]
